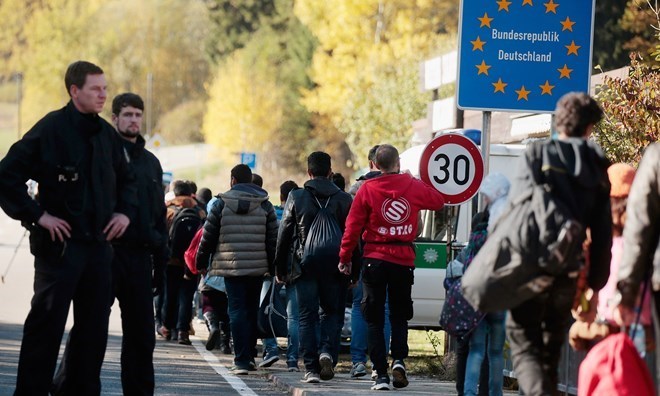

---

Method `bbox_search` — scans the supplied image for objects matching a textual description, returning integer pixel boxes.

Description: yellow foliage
[202,50,284,157]
[295,0,457,127]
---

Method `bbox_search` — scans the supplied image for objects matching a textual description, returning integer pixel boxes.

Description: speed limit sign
[419,133,484,206]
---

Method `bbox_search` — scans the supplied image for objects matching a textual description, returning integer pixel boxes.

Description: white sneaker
[371,374,391,391]
[391,360,409,388]
[302,371,320,383]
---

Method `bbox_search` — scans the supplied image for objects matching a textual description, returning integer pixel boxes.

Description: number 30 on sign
[419,133,484,206]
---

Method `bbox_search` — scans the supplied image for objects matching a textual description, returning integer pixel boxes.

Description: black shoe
[178,331,192,346]
[391,360,408,388]
[319,353,334,381]
[371,374,390,391]
[206,328,219,351]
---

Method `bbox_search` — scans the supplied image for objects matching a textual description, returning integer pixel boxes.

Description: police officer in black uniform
[0,60,138,395]
[108,93,168,395]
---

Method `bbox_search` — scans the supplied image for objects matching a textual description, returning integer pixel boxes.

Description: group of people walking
[1,60,659,396]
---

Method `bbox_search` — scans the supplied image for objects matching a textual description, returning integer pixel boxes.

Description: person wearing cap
[463,173,510,396]
[595,164,652,326]
[615,143,660,383]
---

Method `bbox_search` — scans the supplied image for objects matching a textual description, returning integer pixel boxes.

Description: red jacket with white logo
[339,173,444,267]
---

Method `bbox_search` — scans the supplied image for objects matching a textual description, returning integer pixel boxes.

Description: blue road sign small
[240,152,257,170]
[457,0,595,113]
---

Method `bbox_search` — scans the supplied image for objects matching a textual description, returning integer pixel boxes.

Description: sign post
[457,0,596,113]
[419,133,485,206]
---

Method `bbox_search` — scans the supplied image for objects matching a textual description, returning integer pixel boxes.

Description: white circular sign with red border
[419,132,484,206]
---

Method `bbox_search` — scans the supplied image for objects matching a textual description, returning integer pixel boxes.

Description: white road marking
[191,336,259,396]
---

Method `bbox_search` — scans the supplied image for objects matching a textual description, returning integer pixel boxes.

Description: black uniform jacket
[0,101,138,241]
[113,135,168,267]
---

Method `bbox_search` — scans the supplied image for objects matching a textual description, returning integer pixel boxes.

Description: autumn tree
[593,0,634,70]
[2,0,211,139]
[295,0,457,167]
[620,0,659,64]
[594,55,660,165]
[204,0,277,63]
[203,0,318,178]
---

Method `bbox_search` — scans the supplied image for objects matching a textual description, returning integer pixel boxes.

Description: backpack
[439,222,488,337]
[300,192,342,273]
[257,278,288,338]
[578,333,654,396]
[461,143,586,313]
[184,227,204,275]
[168,206,204,261]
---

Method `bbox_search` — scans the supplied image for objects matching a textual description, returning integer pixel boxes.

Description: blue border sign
[240,152,257,170]
[457,0,595,113]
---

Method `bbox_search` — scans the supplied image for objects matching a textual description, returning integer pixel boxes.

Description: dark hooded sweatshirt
[275,177,358,280]
[510,138,612,291]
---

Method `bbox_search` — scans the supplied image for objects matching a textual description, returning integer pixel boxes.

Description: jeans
[506,276,576,395]
[263,282,299,363]
[351,273,391,364]
[296,270,347,373]
[225,276,262,368]
[361,258,414,375]
[464,312,506,396]
[163,266,197,332]
[456,335,489,396]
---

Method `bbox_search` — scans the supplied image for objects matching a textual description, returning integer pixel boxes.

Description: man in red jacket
[338,144,445,391]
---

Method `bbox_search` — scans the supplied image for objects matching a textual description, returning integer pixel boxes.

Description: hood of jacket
[303,177,342,198]
[480,172,511,226]
[357,170,382,181]
[540,138,610,189]
[220,183,269,214]
[166,195,197,209]
[362,173,415,200]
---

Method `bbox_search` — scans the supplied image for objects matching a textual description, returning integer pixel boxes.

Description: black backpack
[461,142,586,312]
[300,193,342,273]
[168,206,204,261]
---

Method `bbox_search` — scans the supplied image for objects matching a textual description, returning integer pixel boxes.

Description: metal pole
[550,114,557,140]
[479,111,492,212]
[146,73,153,137]
[16,73,22,141]
[1,229,27,283]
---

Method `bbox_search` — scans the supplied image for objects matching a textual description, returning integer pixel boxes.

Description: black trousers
[506,276,576,396]
[361,258,414,375]
[16,240,113,396]
[111,247,156,396]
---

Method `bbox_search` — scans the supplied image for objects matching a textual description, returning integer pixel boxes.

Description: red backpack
[183,227,204,275]
[578,332,654,396]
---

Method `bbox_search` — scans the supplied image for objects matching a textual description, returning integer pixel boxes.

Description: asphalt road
[0,212,288,396]
[0,210,463,395]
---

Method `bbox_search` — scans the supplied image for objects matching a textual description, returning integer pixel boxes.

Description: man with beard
[107,93,168,394]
